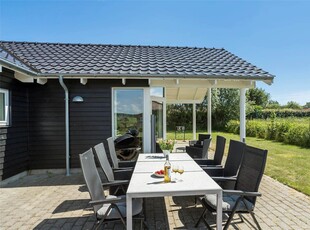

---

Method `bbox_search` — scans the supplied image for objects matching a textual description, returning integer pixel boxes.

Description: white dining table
[126,153,223,230]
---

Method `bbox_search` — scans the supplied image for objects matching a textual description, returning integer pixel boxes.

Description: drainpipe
[59,76,70,176]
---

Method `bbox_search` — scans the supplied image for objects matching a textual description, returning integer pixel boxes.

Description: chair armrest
[89,196,126,206]
[113,167,133,171]
[118,161,136,168]
[102,180,129,187]
[113,169,133,180]
[195,159,219,166]
[212,176,237,182]
[189,140,198,145]
[223,190,262,197]
[186,146,203,158]
[202,167,224,177]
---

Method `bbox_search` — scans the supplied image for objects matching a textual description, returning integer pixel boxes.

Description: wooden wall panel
[0,68,29,180]
[28,78,148,169]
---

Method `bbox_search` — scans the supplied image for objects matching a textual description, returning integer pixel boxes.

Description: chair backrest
[107,137,119,168]
[93,142,115,182]
[79,148,106,213]
[198,134,211,142]
[223,140,246,177]
[213,136,226,165]
[201,138,212,159]
[235,145,268,204]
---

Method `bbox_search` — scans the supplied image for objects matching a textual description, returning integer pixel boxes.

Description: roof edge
[0,59,38,76]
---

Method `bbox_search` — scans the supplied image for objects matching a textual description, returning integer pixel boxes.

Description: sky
[0,0,309,105]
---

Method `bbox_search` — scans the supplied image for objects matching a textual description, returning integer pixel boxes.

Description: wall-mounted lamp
[72,96,84,103]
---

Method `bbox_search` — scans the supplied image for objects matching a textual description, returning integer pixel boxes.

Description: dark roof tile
[0,41,274,79]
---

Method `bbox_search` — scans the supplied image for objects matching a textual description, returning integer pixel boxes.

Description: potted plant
[158,139,175,155]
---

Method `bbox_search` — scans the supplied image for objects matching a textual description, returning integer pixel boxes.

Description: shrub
[225,118,310,148]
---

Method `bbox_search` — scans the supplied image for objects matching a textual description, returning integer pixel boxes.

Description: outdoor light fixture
[72,96,84,103]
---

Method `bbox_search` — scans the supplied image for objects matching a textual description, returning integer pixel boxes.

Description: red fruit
[160,170,164,174]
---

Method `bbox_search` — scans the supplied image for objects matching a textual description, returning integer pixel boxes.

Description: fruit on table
[155,169,164,175]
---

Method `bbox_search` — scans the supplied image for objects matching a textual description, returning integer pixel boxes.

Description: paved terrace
[0,143,309,229]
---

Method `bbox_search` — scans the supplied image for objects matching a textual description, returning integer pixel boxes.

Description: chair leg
[195,208,212,230]
[238,213,244,222]
[223,197,243,230]
[243,201,262,230]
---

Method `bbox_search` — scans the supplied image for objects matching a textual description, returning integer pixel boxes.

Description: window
[0,88,10,126]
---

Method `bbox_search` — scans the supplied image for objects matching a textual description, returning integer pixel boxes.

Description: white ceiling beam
[80,78,88,85]
[263,79,273,85]
[37,78,47,85]
[193,88,199,100]
[122,78,126,85]
[14,72,34,83]
[148,79,151,86]
[175,79,179,85]
[0,65,2,72]
[176,88,181,100]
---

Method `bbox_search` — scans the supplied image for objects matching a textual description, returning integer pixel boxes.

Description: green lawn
[167,130,310,196]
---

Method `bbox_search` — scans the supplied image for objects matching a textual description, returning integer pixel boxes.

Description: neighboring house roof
[0,41,274,80]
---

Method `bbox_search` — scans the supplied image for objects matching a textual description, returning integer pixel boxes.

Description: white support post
[143,88,151,152]
[240,88,246,142]
[193,103,196,140]
[207,88,212,134]
[163,100,167,140]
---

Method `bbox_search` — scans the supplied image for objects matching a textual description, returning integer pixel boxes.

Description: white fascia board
[167,99,204,104]
[150,78,256,89]
[215,80,255,89]
[0,65,2,72]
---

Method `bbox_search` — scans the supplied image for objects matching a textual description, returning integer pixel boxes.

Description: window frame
[0,88,10,126]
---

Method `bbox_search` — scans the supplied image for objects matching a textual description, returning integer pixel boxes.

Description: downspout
[59,76,70,176]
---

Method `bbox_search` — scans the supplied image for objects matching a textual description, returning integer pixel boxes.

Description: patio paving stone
[1,145,310,229]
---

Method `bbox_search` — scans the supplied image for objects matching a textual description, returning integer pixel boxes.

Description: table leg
[216,191,222,230]
[126,194,132,230]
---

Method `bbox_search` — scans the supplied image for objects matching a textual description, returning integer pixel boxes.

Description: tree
[303,102,310,109]
[266,100,281,109]
[285,101,302,110]
[212,88,240,129]
[246,88,270,108]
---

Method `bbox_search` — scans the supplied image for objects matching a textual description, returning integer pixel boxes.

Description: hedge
[247,109,310,119]
[226,118,310,148]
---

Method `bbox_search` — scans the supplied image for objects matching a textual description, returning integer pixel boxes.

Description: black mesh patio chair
[201,139,245,189]
[79,148,146,230]
[107,137,136,169]
[195,145,268,230]
[195,135,226,166]
[186,138,212,159]
[93,142,132,195]
[189,133,211,147]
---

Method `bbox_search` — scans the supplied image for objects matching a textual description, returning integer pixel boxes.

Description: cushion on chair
[97,195,143,219]
[204,194,254,212]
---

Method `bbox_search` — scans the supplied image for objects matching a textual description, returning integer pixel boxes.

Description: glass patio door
[113,89,144,148]
[152,100,163,139]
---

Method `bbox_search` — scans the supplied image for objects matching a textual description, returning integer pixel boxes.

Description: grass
[167,130,310,196]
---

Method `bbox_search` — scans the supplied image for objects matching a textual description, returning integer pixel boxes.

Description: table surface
[133,160,203,173]
[137,153,193,162]
[126,152,222,230]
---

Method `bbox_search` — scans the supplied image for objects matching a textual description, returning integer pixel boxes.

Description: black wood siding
[28,79,148,169]
[0,72,148,180]
[0,68,29,180]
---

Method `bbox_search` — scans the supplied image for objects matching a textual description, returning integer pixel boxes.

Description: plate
[153,172,164,178]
